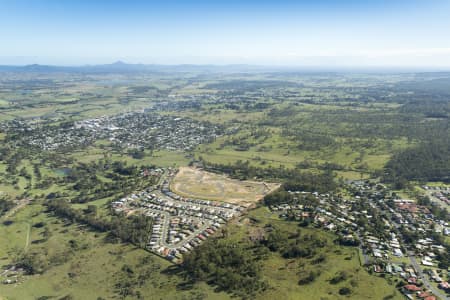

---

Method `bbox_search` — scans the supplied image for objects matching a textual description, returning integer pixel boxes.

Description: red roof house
[403,284,421,292]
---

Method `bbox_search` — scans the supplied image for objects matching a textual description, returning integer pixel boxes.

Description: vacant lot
[171,167,280,207]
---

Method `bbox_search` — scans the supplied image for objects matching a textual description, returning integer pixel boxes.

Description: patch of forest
[385,140,450,184]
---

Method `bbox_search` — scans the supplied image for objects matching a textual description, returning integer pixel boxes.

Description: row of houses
[112,168,244,263]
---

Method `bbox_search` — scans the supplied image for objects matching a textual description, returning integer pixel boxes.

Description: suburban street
[112,167,242,262]
[408,254,449,300]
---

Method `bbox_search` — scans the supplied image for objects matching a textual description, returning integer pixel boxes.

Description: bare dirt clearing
[170,167,280,207]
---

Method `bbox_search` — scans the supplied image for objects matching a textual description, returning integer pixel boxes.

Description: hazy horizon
[1,0,450,67]
[3,59,450,73]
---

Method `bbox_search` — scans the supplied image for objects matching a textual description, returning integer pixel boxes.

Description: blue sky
[1,0,450,67]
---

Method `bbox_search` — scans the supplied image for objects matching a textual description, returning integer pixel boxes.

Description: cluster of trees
[257,225,335,287]
[263,189,319,207]
[263,189,295,206]
[113,256,162,299]
[281,129,337,151]
[183,239,268,297]
[0,196,14,216]
[283,170,336,193]
[395,77,450,98]
[219,136,256,152]
[218,128,272,152]
[298,270,321,285]
[13,250,50,275]
[0,144,34,192]
[399,100,450,119]
[385,140,450,185]
[329,270,349,284]
[262,227,327,260]
[435,246,450,269]
[0,143,29,174]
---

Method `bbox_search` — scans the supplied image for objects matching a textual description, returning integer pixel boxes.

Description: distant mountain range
[1,62,449,74]
[0,61,280,73]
